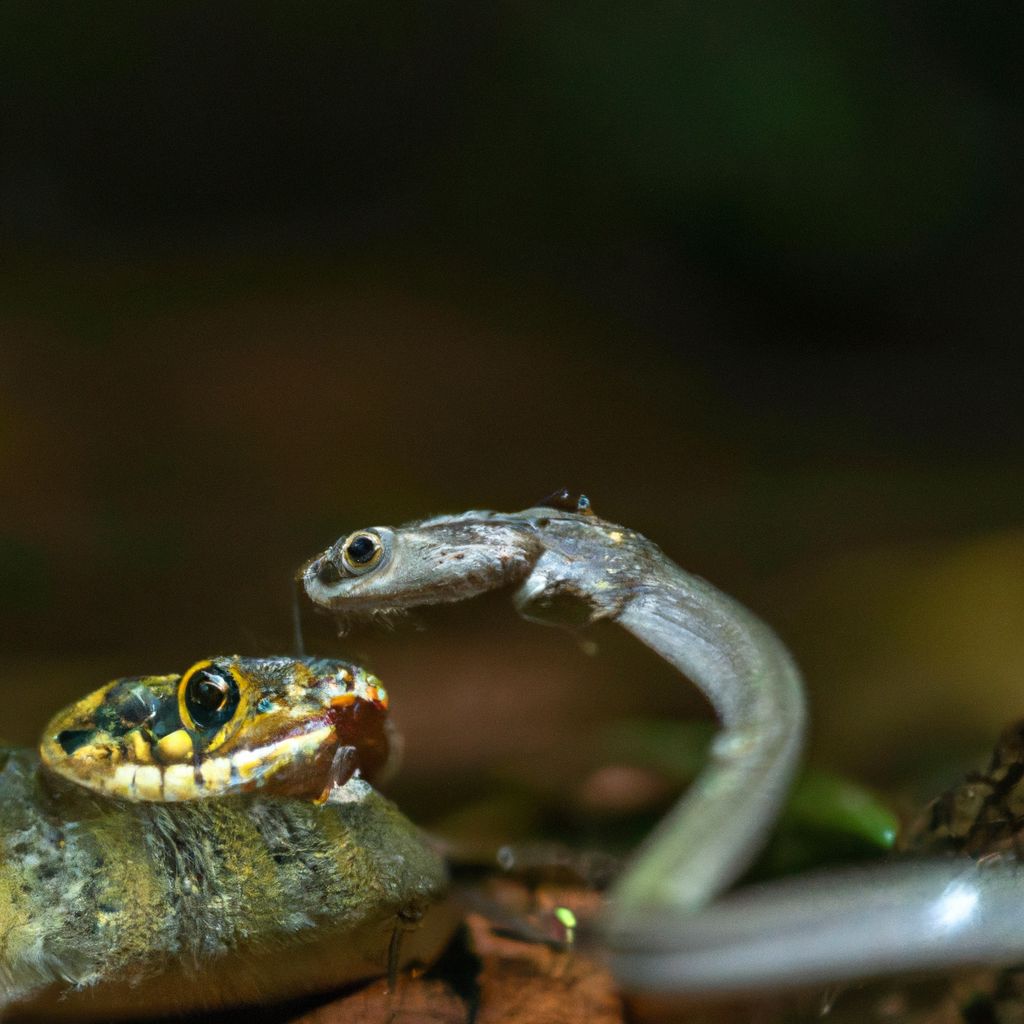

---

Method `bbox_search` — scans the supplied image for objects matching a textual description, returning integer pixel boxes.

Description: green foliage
[602,718,898,876]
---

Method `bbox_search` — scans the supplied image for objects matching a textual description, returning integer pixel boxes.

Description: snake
[301,495,1024,996]
[0,656,452,1020]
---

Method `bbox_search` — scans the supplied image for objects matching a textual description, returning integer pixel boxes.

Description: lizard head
[300,513,543,624]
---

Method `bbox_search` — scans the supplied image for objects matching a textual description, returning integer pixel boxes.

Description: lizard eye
[341,531,385,574]
[179,661,240,732]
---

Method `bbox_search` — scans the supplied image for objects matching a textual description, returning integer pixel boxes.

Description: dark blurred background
[2,3,1022,810]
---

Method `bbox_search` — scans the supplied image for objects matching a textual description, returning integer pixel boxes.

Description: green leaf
[601,718,898,856]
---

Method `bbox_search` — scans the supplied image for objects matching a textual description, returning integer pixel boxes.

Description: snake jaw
[39,657,392,802]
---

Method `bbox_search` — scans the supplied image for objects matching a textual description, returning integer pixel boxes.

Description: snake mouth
[39,657,391,802]
[44,720,339,801]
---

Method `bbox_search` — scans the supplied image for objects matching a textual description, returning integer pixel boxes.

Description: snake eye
[340,531,384,574]
[180,662,240,732]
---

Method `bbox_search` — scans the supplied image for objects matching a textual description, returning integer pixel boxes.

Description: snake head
[39,656,391,801]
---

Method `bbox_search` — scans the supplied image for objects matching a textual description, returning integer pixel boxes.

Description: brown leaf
[290,886,624,1024]
[467,899,623,1024]
[291,976,467,1024]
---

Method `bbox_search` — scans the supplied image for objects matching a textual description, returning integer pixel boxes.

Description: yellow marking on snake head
[113,764,137,792]
[231,748,263,781]
[201,757,231,790]
[133,766,163,800]
[163,764,199,800]
[155,729,193,763]
[125,730,153,764]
